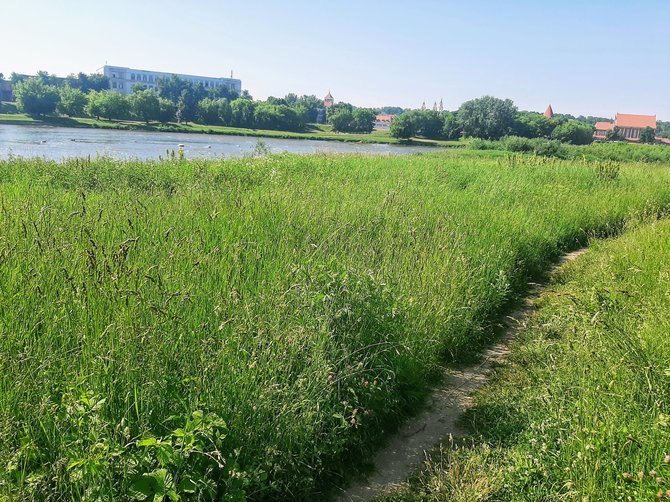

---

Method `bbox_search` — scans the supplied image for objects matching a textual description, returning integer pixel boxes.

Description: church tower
[324,91,334,108]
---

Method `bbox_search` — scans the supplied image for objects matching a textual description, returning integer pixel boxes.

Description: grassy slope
[0,113,459,147]
[379,220,670,501]
[1,151,670,499]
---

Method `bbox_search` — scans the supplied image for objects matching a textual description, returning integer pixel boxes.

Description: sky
[2,0,669,120]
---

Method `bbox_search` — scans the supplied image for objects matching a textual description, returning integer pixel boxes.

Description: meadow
[379,219,670,501]
[1,150,670,499]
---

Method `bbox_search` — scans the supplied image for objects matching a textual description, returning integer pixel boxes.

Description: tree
[196,98,222,125]
[351,108,376,133]
[329,110,355,132]
[86,91,129,121]
[442,112,462,140]
[129,89,160,124]
[230,99,257,128]
[550,120,594,145]
[64,72,109,93]
[457,96,518,140]
[389,113,416,139]
[417,110,444,139]
[157,98,176,124]
[13,78,60,116]
[513,111,557,138]
[639,127,656,144]
[57,86,87,117]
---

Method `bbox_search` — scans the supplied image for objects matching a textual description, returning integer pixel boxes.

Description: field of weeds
[378,219,670,501]
[1,151,670,499]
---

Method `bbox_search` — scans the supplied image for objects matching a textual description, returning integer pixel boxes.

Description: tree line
[390,96,600,145]
[5,72,378,133]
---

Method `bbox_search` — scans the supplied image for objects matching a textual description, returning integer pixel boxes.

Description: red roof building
[544,105,554,118]
[594,113,656,141]
[374,114,396,130]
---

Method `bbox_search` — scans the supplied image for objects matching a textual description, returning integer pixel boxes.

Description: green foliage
[442,112,461,140]
[513,111,558,138]
[457,96,518,140]
[157,98,176,124]
[129,90,160,124]
[12,77,60,116]
[230,98,257,128]
[640,126,656,144]
[65,72,110,93]
[57,86,88,117]
[85,91,130,121]
[389,113,416,139]
[550,120,594,145]
[606,126,625,142]
[1,153,670,498]
[328,108,374,133]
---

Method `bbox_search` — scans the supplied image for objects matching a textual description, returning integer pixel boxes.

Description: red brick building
[594,113,656,141]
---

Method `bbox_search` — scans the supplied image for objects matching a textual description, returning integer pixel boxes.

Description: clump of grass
[0,151,670,499]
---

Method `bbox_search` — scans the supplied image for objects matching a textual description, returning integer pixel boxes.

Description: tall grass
[380,219,670,501]
[1,151,670,499]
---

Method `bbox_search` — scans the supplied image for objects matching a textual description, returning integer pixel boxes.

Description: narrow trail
[336,248,588,502]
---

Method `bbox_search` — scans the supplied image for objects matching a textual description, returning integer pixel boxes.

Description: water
[0,124,437,161]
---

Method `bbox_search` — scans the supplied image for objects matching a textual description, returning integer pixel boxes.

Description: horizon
[3,0,669,121]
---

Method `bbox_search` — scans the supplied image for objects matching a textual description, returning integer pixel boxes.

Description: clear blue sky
[3,0,669,119]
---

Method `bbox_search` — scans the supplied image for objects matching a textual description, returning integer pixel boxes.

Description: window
[112,82,117,88]
[131,74,135,80]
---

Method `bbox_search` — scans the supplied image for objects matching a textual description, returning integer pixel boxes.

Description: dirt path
[336,249,587,502]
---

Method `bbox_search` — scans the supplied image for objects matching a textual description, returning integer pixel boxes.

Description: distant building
[102,65,242,96]
[594,113,656,141]
[544,105,554,118]
[324,91,334,108]
[374,114,396,130]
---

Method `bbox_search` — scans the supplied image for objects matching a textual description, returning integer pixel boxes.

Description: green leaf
[177,477,197,494]
[128,474,157,500]
[137,437,158,447]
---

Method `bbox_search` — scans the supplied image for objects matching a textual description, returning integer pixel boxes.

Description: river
[0,124,437,161]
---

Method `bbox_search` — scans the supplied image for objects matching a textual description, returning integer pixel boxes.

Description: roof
[375,114,395,122]
[594,121,614,131]
[615,113,656,129]
[544,105,554,118]
[656,137,670,145]
[324,91,333,100]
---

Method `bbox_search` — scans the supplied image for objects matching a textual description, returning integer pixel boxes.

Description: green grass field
[377,220,670,501]
[0,113,459,147]
[1,151,670,499]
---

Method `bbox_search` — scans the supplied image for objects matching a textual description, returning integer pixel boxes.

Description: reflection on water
[0,124,436,161]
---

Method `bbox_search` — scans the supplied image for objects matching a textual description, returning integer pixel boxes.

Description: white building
[102,65,242,96]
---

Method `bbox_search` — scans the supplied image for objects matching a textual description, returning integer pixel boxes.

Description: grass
[1,150,670,499]
[378,218,670,501]
[468,136,670,163]
[0,113,460,147]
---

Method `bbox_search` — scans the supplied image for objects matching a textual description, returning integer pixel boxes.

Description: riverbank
[2,152,670,499]
[0,113,461,147]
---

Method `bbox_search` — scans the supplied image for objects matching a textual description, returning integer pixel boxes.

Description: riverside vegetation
[1,150,670,499]
[378,219,670,501]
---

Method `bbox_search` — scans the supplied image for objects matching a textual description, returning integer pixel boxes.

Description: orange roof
[324,91,333,100]
[656,137,670,145]
[544,105,554,118]
[375,114,395,122]
[594,121,614,131]
[615,113,656,129]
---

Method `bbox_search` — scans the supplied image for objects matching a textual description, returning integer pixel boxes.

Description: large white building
[102,65,242,96]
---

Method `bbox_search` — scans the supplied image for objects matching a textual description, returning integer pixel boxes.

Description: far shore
[0,113,461,148]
